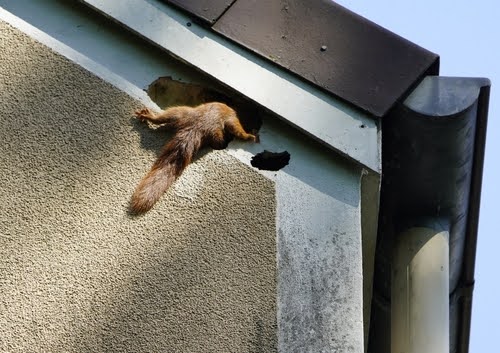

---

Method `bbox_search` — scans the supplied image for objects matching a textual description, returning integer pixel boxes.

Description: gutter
[371,76,491,353]
[457,83,490,353]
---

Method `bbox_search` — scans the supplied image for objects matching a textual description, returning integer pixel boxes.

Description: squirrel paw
[134,108,154,122]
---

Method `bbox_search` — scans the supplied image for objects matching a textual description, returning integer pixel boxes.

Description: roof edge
[161,0,439,117]
[78,0,382,173]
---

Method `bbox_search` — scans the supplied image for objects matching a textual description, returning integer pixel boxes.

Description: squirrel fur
[130,102,258,214]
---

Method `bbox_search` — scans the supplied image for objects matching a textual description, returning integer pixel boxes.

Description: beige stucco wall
[0,21,276,353]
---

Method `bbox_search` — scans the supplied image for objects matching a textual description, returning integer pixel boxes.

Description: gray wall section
[276,152,363,353]
[0,21,276,352]
[229,109,366,352]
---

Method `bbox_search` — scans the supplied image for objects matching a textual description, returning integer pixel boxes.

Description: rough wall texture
[0,21,276,353]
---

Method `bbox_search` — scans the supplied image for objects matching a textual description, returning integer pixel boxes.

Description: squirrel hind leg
[208,129,233,150]
[225,118,258,142]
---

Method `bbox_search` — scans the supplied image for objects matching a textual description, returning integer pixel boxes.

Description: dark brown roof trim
[161,0,439,117]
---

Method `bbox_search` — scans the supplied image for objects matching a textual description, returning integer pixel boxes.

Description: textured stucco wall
[0,21,276,353]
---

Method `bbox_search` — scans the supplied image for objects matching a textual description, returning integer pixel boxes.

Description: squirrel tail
[130,129,203,214]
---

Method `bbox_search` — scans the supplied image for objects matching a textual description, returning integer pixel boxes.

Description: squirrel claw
[134,108,153,122]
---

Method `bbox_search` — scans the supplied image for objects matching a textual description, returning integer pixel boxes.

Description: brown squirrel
[130,102,258,214]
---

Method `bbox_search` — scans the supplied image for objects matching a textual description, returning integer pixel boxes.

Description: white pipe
[392,227,449,353]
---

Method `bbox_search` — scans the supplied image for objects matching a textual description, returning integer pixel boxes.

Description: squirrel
[130,102,258,214]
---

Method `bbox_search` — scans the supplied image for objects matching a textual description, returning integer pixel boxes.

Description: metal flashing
[79,0,381,173]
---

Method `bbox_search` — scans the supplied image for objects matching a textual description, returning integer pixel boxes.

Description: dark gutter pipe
[457,84,490,353]
[369,76,490,353]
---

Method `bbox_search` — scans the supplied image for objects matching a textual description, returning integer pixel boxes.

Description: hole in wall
[146,76,262,133]
[145,77,292,171]
[251,150,290,171]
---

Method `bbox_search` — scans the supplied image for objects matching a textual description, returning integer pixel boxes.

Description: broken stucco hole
[251,151,290,171]
[147,76,225,108]
[360,124,366,128]
[146,76,263,133]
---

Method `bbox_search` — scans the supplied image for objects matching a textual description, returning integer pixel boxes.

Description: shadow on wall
[71,158,277,352]
[0,24,141,176]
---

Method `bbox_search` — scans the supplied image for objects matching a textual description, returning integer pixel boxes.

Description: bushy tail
[130,129,202,214]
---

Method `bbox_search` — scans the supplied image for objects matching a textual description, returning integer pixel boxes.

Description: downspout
[392,225,449,353]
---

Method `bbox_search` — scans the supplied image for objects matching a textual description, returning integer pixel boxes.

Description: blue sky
[335,1,499,351]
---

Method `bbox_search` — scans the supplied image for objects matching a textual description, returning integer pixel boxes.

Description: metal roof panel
[212,0,439,116]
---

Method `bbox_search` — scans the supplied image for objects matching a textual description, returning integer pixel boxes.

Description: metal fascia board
[79,0,381,173]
